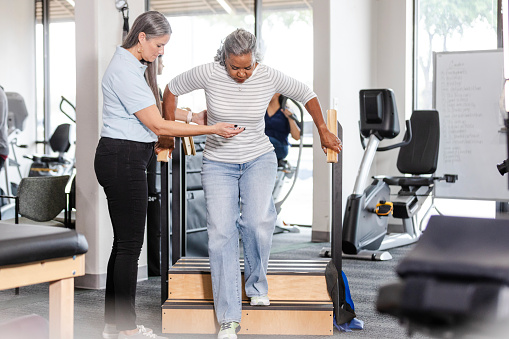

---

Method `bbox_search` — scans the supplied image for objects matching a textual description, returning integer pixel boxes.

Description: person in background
[264,93,300,166]
[0,86,9,171]
[94,11,243,339]
[162,28,341,339]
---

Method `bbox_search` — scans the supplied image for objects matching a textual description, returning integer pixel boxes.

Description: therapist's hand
[212,123,245,138]
[155,136,175,155]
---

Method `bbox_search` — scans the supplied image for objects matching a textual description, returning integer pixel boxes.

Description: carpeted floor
[0,226,432,339]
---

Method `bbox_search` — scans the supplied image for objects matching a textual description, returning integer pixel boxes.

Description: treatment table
[0,222,88,339]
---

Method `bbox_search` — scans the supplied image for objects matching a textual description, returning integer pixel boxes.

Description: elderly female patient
[162,28,342,339]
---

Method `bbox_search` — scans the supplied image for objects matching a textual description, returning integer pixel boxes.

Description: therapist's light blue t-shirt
[100,46,157,142]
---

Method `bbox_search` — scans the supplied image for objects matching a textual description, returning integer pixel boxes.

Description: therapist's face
[139,33,170,62]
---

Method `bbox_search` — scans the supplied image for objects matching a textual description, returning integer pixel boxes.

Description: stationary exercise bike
[338,89,456,260]
[24,96,76,177]
[271,95,305,233]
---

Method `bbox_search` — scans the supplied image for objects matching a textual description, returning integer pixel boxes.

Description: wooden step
[168,258,330,302]
[162,299,334,335]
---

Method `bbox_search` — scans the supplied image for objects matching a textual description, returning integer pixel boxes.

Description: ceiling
[36,0,312,22]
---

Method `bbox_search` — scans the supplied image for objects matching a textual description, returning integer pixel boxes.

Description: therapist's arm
[135,104,243,138]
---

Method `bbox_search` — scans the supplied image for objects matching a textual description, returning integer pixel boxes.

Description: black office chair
[382,110,441,225]
[26,123,73,177]
[385,110,439,182]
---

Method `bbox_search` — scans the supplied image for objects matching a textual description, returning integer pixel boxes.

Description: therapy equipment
[339,89,455,260]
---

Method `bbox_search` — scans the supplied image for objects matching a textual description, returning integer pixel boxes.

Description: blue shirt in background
[101,46,157,142]
[264,108,291,146]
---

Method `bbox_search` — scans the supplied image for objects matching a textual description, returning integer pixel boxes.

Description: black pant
[94,137,154,330]
[146,156,162,276]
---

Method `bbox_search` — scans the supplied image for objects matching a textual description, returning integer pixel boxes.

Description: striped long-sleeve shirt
[168,61,316,163]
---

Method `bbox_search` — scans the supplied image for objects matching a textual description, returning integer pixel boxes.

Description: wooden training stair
[162,258,333,336]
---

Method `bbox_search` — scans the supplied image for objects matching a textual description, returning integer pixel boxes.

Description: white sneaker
[102,324,118,339]
[217,321,240,339]
[103,324,153,338]
[250,295,270,306]
[118,328,167,339]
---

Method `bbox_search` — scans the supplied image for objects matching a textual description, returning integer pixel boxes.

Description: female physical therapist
[94,11,243,339]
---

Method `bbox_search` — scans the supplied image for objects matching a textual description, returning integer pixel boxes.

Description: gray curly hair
[214,28,262,66]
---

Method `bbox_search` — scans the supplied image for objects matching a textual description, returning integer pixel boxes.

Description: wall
[312,0,377,241]
[311,0,413,241]
[373,0,414,177]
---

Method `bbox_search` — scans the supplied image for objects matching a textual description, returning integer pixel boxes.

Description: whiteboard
[434,49,508,201]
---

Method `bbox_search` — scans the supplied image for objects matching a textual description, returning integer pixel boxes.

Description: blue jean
[201,151,278,324]
[268,136,289,160]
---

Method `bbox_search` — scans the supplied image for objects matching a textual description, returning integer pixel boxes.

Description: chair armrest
[0,195,19,223]
[0,195,17,200]
[64,192,72,229]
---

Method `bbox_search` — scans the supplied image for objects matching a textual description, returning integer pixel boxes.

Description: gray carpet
[0,227,431,339]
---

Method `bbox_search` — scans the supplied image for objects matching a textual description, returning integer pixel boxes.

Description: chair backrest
[17,175,70,222]
[49,123,71,153]
[396,110,440,175]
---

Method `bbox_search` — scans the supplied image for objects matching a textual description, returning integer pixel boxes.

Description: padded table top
[0,222,88,266]
[396,215,509,284]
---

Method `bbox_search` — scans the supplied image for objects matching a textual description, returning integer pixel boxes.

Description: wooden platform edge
[162,300,333,335]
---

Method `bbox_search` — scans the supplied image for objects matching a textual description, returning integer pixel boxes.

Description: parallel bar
[180,142,187,258]
[171,138,182,265]
[331,121,343,273]
[326,109,338,163]
[160,161,169,305]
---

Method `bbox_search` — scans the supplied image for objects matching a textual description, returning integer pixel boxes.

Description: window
[157,14,255,111]
[415,0,498,109]
[157,1,314,226]
[35,0,76,154]
[414,0,498,219]
[261,6,313,226]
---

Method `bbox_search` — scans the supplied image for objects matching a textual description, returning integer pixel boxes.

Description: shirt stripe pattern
[168,62,316,163]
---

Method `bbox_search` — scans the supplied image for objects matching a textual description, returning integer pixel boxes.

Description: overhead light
[115,0,128,11]
[216,0,234,14]
[66,0,75,7]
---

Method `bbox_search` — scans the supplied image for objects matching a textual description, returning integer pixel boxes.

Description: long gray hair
[121,11,171,113]
[214,28,262,66]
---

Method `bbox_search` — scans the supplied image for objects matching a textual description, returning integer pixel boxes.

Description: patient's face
[225,53,257,84]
